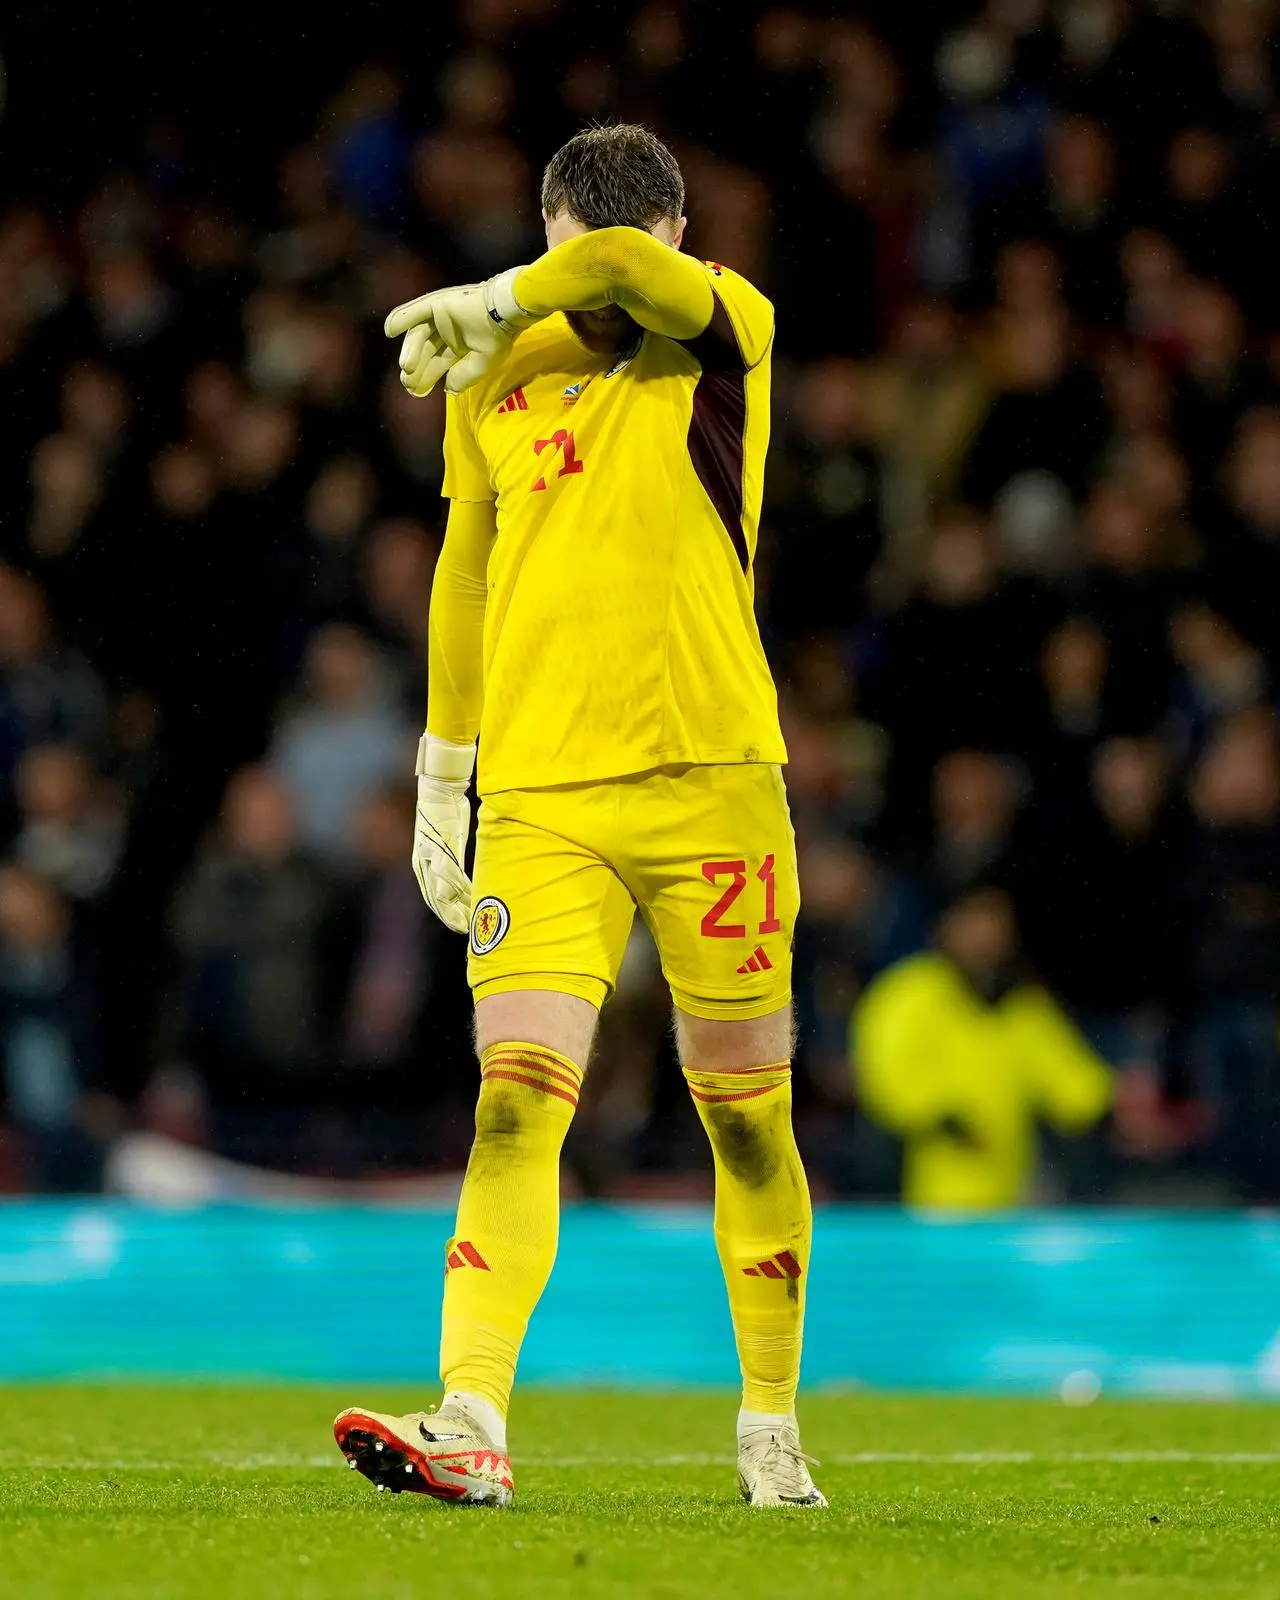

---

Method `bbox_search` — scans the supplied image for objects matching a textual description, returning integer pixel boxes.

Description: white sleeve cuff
[486,266,540,334]
[417,733,477,784]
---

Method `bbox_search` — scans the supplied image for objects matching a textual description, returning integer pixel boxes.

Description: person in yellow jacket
[851,885,1112,1210]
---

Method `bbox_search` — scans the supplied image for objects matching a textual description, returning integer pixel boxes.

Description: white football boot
[334,1404,514,1506]
[737,1418,828,1507]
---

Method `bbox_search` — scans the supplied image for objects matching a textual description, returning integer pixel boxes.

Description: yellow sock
[439,1041,582,1417]
[684,1063,812,1414]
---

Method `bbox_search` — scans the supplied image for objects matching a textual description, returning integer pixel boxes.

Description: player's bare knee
[474,988,599,1069]
[674,1003,794,1072]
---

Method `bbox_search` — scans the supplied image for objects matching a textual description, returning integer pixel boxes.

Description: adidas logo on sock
[742,1250,802,1279]
[736,945,774,975]
[446,1240,491,1271]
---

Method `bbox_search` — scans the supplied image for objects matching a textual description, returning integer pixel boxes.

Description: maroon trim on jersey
[680,294,744,373]
[682,293,749,574]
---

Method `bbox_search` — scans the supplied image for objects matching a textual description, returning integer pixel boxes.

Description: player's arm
[387,230,762,396]
[427,496,493,747]
[412,378,497,935]
[413,494,494,936]
[511,228,714,341]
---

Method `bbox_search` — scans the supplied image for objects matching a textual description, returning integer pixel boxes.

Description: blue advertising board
[2,1202,1280,1395]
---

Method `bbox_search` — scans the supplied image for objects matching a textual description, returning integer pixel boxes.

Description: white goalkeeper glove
[413,733,476,935]
[385,267,540,398]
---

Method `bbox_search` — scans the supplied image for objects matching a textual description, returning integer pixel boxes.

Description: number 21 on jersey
[532,430,584,491]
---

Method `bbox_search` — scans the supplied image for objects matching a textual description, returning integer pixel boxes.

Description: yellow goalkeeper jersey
[441,261,785,796]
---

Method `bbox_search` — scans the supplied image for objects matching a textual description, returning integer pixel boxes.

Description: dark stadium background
[0,0,1278,1204]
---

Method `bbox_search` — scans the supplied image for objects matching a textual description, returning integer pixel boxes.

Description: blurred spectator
[326,65,411,229]
[168,766,342,1139]
[340,785,432,1077]
[59,360,132,459]
[300,455,378,629]
[852,886,1112,1209]
[863,296,989,588]
[794,834,927,1100]
[925,749,1023,903]
[1156,126,1245,297]
[935,10,1051,266]
[1179,710,1280,1199]
[26,430,104,564]
[1075,478,1180,729]
[359,518,435,705]
[779,640,888,843]
[1206,409,1280,666]
[14,744,123,905]
[0,567,107,796]
[1168,603,1267,756]
[1171,278,1266,480]
[1102,343,1173,445]
[269,623,410,865]
[0,865,106,1190]
[768,358,883,633]
[1032,615,1111,830]
[410,55,533,278]
[680,151,771,288]
[1027,736,1180,1046]
[1007,114,1123,326]
[875,509,1044,809]
[376,373,447,507]
[962,306,1108,506]
[1120,228,1186,360]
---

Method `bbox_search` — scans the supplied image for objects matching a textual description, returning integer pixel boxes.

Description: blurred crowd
[1,0,1279,1204]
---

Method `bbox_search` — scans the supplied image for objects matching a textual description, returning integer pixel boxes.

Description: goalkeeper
[334,124,823,1510]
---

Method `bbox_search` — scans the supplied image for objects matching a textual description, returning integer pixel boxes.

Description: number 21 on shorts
[700,856,782,939]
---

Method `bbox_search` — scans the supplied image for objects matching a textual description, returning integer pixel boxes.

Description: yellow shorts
[467,763,797,1021]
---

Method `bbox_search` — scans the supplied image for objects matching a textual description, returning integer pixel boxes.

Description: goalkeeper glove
[412,733,476,935]
[385,268,540,398]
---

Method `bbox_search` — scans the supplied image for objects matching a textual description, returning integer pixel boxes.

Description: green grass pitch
[2,1387,1278,1598]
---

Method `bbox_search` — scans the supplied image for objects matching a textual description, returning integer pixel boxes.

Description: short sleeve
[441,392,494,502]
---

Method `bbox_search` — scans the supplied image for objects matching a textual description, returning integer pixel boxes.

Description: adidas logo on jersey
[497,388,528,413]
[736,945,773,975]
[743,1250,802,1280]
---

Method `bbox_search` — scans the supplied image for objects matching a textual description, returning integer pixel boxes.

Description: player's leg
[676,1002,809,1421]
[676,1003,821,1506]
[333,984,598,1506]
[337,783,632,1503]
[627,762,823,1506]
[434,987,597,1451]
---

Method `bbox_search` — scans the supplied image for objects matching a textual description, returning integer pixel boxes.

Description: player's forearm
[426,498,494,745]
[513,228,714,341]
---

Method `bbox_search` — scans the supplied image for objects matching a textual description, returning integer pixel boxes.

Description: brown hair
[541,124,685,230]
